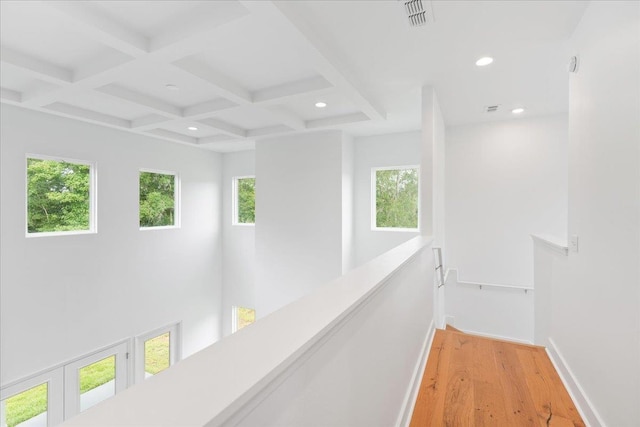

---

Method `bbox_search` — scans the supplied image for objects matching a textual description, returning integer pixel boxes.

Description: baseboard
[546,338,606,427]
[395,319,435,427]
[461,328,533,345]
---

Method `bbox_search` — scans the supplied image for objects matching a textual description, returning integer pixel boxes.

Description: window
[26,155,96,236]
[232,306,256,333]
[139,170,179,228]
[135,323,180,383]
[372,166,419,230]
[0,369,63,427]
[233,176,255,225]
[63,342,128,417]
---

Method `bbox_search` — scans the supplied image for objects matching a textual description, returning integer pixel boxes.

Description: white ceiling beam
[131,114,171,129]
[253,76,333,105]
[96,84,182,118]
[1,46,73,84]
[246,1,386,121]
[172,57,252,105]
[198,118,247,138]
[246,125,293,139]
[146,129,197,145]
[42,1,148,57]
[306,112,369,129]
[264,106,306,131]
[44,103,131,128]
[1,88,22,103]
[183,99,238,118]
[149,2,250,57]
[197,135,239,145]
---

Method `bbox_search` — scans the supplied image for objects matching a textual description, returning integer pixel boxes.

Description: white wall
[255,131,348,317]
[62,236,435,427]
[535,3,640,425]
[341,136,355,273]
[353,131,421,266]
[0,105,223,386]
[236,240,434,427]
[446,114,568,287]
[221,151,256,337]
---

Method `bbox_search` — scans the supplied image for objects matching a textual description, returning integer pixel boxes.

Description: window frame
[138,168,181,230]
[0,366,64,426]
[370,165,421,232]
[63,340,129,418]
[25,153,98,238]
[231,306,256,333]
[134,322,181,383]
[232,175,256,226]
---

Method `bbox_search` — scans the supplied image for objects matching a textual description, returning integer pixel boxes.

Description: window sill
[371,227,420,233]
[232,223,255,227]
[26,229,96,238]
[140,225,180,231]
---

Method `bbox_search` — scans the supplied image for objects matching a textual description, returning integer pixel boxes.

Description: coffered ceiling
[0,1,589,152]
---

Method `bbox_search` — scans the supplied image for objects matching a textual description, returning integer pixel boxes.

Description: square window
[233,176,255,225]
[232,306,256,333]
[135,324,180,383]
[372,167,419,230]
[26,156,96,236]
[139,170,179,228]
[2,382,48,427]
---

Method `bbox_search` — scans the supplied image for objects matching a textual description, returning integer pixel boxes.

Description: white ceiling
[0,1,588,152]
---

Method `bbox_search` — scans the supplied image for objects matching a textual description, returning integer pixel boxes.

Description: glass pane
[27,158,91,233]
[145,333,170,378]
[375,168,419,229]
[79,355,115,412]
[236,178,255,224]
[2,383,47,427]
[236,307,256,331]
[139,172,175,227]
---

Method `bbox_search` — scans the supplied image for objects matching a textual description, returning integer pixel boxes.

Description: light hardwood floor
[410,329,585,427]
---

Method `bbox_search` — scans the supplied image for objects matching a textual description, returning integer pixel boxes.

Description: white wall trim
[457,328,534,346]
[546,338,606,427]
[531,234,569,256]
[446,268,533,291]
[395,319,435,427]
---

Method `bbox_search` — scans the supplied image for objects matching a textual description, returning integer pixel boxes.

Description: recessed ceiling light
[512,108,525,114]
[165,84,179,91]
[475,57,494,67]
[187,126,198,131]
[315,101,327,108]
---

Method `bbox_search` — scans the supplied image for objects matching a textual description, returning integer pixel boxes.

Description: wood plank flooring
[409,329,585,427]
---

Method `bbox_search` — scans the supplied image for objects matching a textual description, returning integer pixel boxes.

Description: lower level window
[135,323,180,383]
[2,382,48,427]
[232,306,256,333]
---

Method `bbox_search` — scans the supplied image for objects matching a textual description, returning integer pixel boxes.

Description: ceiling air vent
[400,0,433,27]
[485,105,500,113]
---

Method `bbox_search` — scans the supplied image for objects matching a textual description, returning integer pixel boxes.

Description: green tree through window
[236,177,255,224]
[375,168,419,229]
[27,158,91,233]
[139,171,176,227]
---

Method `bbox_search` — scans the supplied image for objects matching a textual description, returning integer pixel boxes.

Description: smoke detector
[400,0,434,27]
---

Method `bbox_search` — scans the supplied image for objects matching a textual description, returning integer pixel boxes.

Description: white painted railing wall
[63,236,435,427]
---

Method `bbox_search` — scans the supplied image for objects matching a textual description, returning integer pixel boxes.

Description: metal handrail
[433,247,445,288]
